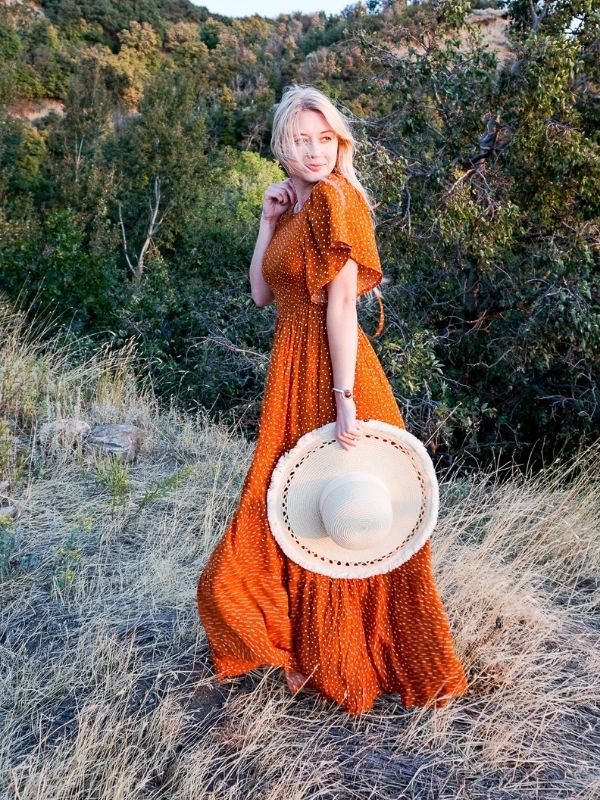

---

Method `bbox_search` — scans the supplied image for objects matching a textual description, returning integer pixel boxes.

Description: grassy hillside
[1,299,598,798]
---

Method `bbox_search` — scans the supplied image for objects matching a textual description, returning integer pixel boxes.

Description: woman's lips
[307,164,326,170]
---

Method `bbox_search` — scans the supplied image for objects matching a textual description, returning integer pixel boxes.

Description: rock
[39,419,91,450]
[85,424,148,463]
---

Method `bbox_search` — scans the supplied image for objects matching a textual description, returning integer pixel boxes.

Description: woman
[197,85,468,715]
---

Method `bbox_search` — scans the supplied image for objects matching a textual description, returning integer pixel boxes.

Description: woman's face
[290,109,339,184]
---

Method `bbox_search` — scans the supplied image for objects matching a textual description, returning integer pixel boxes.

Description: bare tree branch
[136,176,163,281]
[118,176,164,283]
[117,201,136,278]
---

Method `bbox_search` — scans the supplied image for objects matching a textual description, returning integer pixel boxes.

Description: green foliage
[52,513,92,591]
[199,19,224,51]
[335,0,600,468]
[0,14,21,61]
[0,519,40,580]
[93,454,131,511]
[9,124,48,192]
[380,327,445,396]
[42,0,209,50]
[176,147,283,283]
[0,9,71,102]
[0,417,13,480]
[137,465,193,509]
[0,0,597,471]
[111,147,283,418]
[0,205,122,333]
[109,62,209,256]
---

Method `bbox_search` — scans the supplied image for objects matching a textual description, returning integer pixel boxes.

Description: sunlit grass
[1,298,598,799]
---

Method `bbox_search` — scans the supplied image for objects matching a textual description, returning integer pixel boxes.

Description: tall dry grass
[1,299,598,799]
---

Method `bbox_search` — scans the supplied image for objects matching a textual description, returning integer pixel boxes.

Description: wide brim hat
[266,419,439,579]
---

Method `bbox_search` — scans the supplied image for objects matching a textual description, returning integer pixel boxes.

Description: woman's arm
[250,179,298,307]
[326,257,363,451]
[249,213,277,307]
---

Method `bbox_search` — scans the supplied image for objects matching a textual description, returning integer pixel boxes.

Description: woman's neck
[291,170,335,211]
[292,180,313,211]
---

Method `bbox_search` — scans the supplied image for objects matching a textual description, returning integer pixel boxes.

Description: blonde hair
[270,84,385,319]
[271,85,376,212]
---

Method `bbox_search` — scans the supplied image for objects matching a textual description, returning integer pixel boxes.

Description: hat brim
[266,420,439,579]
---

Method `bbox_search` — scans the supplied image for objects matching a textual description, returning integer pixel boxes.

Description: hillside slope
[1,300,598,798]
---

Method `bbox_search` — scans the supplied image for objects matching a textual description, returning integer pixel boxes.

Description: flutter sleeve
[305,177,383,305]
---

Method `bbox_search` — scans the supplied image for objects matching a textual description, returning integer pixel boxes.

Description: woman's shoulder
[312,171,356,201]
[309,172,366,220]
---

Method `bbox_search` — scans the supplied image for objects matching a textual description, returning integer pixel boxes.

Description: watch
[333,387,353,399]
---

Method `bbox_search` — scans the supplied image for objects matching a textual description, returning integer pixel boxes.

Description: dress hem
[206,656,468,716]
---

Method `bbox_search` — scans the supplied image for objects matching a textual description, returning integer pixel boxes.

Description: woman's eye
[295,136,334,144]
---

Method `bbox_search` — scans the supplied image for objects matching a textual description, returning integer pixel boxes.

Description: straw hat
[266,420,439,579]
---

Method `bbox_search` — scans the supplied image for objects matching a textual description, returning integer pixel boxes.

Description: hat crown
[318,472,392,551]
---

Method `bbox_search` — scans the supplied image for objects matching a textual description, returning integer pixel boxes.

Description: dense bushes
[0,0,597,473]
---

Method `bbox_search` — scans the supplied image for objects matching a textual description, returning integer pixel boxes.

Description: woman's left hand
[335,398,362,451]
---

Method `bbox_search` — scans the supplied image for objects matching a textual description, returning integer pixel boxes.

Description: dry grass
[1,300,598,799]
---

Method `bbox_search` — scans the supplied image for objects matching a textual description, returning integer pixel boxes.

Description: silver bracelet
[332,387,353,399]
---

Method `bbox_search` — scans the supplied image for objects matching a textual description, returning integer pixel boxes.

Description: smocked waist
[275,300,327,324]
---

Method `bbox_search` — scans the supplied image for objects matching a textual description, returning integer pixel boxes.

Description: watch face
[344,389,352,398]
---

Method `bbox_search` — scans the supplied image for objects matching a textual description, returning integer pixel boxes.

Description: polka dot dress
[196,171,468,715]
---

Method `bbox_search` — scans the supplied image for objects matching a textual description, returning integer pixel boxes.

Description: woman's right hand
[261,178,298,224]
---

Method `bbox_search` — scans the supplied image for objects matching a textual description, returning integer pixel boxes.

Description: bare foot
[285,670,308,695]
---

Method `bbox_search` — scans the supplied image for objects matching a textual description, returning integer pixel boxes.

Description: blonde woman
[197,85,468,715]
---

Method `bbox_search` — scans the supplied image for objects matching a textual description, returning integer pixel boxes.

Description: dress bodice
[262,204,316,320]
[261,171,383,325]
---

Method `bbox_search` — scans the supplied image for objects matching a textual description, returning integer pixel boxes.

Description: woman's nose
[303,140,321,156]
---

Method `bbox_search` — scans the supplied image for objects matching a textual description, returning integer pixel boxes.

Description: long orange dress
[197,171,468,715]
